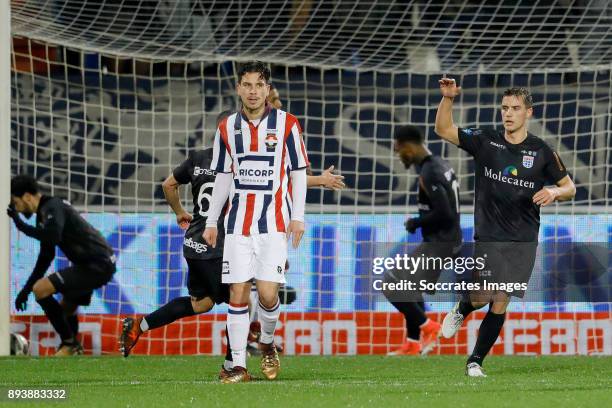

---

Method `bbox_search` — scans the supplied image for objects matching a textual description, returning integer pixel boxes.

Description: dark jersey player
[8,175,116,356]
[384,125,462,356]
[435,80,576,377]
[120,113,233,378]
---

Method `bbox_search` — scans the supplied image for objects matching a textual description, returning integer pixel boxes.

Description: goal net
[9,0,612,356]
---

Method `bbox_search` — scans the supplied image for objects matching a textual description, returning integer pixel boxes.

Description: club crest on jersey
[265,133,278,152]
[522,155,534,169]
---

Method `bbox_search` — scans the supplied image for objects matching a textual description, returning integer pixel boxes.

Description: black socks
[468,311,506,366]
[37,296,74,342]
[144,296,196,331]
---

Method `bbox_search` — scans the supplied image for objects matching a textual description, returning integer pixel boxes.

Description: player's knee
[489,301,509,314]
[229,283,251,303]
[471,301,488,309]
[257,293,279,309]
[191,296,213,313]
[33,278,55,300]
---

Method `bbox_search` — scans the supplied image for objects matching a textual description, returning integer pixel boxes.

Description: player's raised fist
[439,77,461,98]
[203,227,218,248]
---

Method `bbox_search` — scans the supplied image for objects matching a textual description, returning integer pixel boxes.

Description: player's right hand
[321,165,346,190]
[203,227,218,248]
[176,212,193,230]
[15,289,30,312]
[439,77,461,98]
[287,220,305,248]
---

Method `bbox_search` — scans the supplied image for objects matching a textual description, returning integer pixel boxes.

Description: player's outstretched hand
[203,227,218,248]
[176,211,193,230]
[287,220,305,248]
[321,165,346,190]
[439,77,461,98]
[404,218,418,234]
[533,187,558,206]
[15,289,30,312]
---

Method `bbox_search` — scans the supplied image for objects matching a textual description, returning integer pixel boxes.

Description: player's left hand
[533,187,558,206]
[405,218,418,233]
[6,204,18,220]
[287,220,305,248]
[15,289,30,312]
[321,165,346,190]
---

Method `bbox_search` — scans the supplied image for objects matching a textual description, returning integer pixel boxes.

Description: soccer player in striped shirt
[204,61,309,383]
[244,83,345,355]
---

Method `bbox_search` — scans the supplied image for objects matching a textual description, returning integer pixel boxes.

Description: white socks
[257,298,280,345]
[227,303,249,368]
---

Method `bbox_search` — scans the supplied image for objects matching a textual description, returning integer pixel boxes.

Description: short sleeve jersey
[458,127,568,242]
[173,148,225,259]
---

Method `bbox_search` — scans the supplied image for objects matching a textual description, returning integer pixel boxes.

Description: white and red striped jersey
[210,107,309,236]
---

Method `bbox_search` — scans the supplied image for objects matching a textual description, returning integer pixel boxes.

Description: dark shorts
[383,241,462,296]
[469,241,538,299]
[186,257,230,304]
[48,260,115,306]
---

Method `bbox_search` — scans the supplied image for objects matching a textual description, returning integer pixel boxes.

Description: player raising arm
[434,78,575,377]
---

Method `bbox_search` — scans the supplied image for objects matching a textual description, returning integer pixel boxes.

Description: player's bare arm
[203,172,233,248]
[532,175,576,206]
[307,165,346,190]
[162,174,193,229]
[434,77,461,146]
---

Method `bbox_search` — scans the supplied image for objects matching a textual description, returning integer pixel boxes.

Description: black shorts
[48,260,115,306]
[383,241,461,299]
[469,241,538,299]
[186,257,229,304]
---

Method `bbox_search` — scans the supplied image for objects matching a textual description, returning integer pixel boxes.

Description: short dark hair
[11,175,39,197]
[216,110,233,126]
[503,87,533,108]
[237,61,271,84]
[395,125,424,144]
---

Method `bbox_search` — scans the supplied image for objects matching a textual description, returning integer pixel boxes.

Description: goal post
[0,0,11,356]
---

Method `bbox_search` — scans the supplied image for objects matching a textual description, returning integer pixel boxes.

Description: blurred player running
[204,61,309,383]
[435,79,575,377]
[9,175,116,356]
[384,125,462,355]
[120,111,235,379]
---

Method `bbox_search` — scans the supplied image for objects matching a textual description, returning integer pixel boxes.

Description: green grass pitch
[0,355,610,407]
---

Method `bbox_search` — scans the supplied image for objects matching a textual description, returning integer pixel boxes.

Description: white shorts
[222,232,287,284]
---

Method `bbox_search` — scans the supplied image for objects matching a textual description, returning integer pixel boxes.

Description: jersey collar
[239,103,273,129]
[415,154,432,173]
